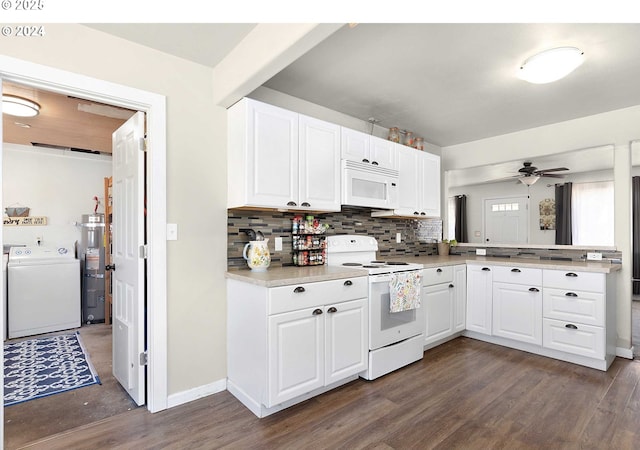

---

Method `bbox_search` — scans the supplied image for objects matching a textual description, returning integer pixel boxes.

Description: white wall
[2,144,111,250]
[442,107,640,353]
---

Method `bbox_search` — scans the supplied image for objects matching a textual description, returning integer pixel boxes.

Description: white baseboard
[167,378,227,409]
[616,346,634,359]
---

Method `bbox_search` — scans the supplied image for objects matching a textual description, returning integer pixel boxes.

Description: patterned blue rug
[4,331,101,406]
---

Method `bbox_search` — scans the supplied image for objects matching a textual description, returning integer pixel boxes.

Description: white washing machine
[8,246,80,338]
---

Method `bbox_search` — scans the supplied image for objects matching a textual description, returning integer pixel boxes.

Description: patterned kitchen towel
[389,271,422,313]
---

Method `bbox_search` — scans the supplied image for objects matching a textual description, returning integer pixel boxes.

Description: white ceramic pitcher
[243,239,271,271]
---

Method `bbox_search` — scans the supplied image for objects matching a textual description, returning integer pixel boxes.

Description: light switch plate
[587,252,602,261]
[396,232,402,243]
[275,237,283,251]
[167,223,178,241]
[476,248,487,256]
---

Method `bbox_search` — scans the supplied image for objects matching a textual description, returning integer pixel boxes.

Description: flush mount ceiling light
[517,47,585,84]
[519,176,540,186]
[2,94,40,117]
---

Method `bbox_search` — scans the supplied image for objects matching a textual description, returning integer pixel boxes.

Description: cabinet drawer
[543,318,604,359]
[492,266,542,286]
[543,288,604,326]
[543,270,604,293]
[423,266,454,286]
[269,277,367,315]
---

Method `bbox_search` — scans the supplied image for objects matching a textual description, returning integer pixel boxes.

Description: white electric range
[326,235,425,380]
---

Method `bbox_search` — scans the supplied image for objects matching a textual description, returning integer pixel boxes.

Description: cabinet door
[423,283,454,345]
[419,151,441,217]
[492,282,542,345]
[466,265,493,335]
[268,307,324,407]
[247,100,299,208]
[341,127,370,163]
[453,265,467,332]
[325,298,368,385]
[369,135,397,170]
[299,115,341,211]
[395,145,421,216]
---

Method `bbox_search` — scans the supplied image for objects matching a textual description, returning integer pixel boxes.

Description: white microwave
[341,160,399,209]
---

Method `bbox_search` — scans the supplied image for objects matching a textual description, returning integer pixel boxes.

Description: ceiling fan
[515,161,569,186]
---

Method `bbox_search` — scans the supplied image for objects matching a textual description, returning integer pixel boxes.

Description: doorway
[2,83,142,446]
[483,196,529,245]
[0,54,168,446]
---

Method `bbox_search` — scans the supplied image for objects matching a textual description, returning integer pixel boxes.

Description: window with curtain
[571,181,614,246]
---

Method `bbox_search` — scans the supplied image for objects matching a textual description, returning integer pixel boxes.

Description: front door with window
[484,196,529,244]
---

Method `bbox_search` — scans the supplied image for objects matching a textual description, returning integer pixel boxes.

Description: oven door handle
[370,275,393,284]
[369,270,421,284]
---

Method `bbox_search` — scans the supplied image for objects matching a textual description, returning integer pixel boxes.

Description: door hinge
[140,351,148,366]
[139,137,147,152]
[139,244,148,259]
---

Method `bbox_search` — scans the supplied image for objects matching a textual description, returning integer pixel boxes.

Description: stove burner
[342,262,363,266]
[385,261,409,265]
[363,265,387,268]
[371,260,386,264]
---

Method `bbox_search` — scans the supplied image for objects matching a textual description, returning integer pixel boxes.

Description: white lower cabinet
[423,265,466,347]
[227,276,368,417]
[492,282,542,345]
[466,265,493,335]
[463,264,617,371]
[268,298,367,406]
[541,269,614,366]
[268,306,324,406]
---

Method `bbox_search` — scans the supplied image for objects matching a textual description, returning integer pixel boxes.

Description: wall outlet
[396,232,402,243]
[274,237,283,251]
[476,248,487,256]
[587,252,602,261]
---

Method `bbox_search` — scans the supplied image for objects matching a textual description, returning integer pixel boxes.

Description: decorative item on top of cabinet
[292,215,328,266]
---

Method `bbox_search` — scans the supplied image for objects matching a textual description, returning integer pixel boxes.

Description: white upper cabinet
[228,98,340,212]
[373,144,441,218]
[299,115,341,211]
[341,127,397,170]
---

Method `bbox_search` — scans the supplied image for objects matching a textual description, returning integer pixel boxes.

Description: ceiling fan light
[517,47,584,84]
[2,94,40,117]
[519,176,540,186]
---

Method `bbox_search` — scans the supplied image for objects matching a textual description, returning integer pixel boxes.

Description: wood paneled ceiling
[2,81,137,154]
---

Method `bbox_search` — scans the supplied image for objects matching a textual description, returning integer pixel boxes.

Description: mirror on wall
[445,145,614,246]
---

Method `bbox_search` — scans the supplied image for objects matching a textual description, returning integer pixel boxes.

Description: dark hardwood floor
[19,337,640,450]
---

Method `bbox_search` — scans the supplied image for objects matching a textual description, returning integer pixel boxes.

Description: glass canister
[404,131,414,147]
[414,137,425,151]
[387,127,400,143]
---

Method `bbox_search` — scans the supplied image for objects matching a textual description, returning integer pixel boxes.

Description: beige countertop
[227,255,620,287]
[226,265,368,287]
[400,255,621,273]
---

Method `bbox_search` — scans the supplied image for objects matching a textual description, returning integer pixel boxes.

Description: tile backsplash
[228,206,442,269]
[227,207,621,269]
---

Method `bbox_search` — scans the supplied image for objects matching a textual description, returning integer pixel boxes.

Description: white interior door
[112,111,146,405]
[484,196,529,244]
